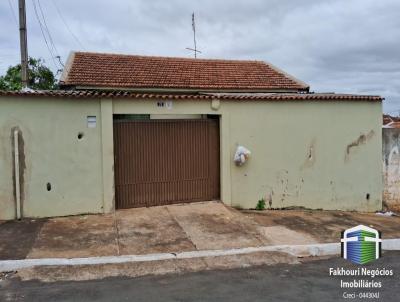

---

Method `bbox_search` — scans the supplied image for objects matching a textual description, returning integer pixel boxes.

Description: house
[0,52,383,220]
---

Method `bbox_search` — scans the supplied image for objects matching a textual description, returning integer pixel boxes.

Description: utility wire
[51,0,86,50]
[7,0,18,26]
[37,0,61,62]
[31,0,58,70]
[37,0,64,70]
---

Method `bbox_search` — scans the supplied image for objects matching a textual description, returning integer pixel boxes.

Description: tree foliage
[0,57,57,90]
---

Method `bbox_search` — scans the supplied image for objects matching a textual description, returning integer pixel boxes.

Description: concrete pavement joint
[1,239,400,272]
[165,206,200,251]
[113,208,121,256]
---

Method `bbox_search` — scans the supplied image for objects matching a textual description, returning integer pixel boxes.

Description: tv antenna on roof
[186,12,201,58]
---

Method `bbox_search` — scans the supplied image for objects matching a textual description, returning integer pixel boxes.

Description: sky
[0,0,399,113]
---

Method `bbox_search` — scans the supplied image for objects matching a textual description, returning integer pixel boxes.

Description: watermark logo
[341,225,382,265]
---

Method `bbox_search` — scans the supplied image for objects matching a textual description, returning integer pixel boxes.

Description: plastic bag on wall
[234,145,251,166]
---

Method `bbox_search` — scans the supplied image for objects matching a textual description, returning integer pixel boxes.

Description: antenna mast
[186,12,201,58]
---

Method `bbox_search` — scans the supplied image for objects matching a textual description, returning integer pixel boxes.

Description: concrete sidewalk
[1,201,400,261]
[0,201,266,260]
[1,201,399,282]
[241,209,400,243]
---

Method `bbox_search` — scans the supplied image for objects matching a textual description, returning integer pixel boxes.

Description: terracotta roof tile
[383,122,400,128]
[383,114,400,125]
[0,90,383,102]
[60,52,309,91]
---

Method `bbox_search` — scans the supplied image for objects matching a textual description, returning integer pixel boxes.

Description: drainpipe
[14,129,21,219]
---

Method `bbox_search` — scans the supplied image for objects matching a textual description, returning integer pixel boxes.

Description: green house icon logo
[341,225,382,265]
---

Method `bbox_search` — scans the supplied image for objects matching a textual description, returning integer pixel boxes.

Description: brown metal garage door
[113,119,220,209]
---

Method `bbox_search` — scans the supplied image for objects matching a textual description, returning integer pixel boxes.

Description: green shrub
[256,198,266,210]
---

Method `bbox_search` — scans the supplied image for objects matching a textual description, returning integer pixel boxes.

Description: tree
[0,57,57,90]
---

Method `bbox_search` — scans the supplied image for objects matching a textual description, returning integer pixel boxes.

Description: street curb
[1,239,400,272]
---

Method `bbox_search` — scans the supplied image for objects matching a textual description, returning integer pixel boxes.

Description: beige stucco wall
[0,96,382,220]
[112,99,382,212]
[0,98,103,220]
[227,101,382,211]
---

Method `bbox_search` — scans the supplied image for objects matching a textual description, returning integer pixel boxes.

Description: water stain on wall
[301,138,316,169]
[383,128,400,212]
[345,130,375,161]
[10,127,26,217]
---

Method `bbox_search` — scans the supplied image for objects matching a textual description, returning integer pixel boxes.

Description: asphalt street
[1,251,399,302]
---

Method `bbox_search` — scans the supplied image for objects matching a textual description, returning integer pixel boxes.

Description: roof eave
[59,51,76,84]
[262,59,310,91]
[67,85,308,94]
[0,90,383,102]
